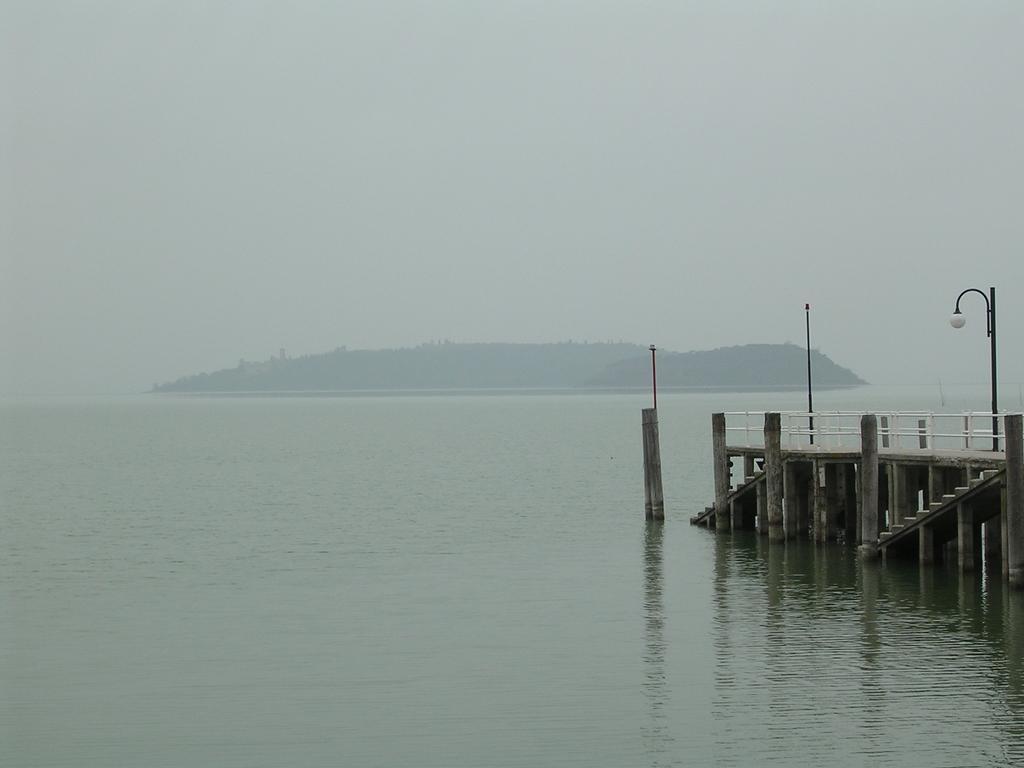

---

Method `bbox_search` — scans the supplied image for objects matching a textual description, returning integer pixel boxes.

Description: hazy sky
[3,1,1022,394]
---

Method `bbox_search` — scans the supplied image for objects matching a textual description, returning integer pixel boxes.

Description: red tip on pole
[805,303,810,310]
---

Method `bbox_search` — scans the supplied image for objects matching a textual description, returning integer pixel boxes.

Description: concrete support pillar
[928,465,944,508]
[894,464,920,529]
[756,475,767,536]
[854,463,864,545]
[826,463,843,542]
[730,498,743,530]
[797,465,812,538]
[712,413,730,531]
[984,519,1002,571]
[1002,483,1010,578]
[859,415,879,558]
[744,454,755,480]
[813,460,828,543]
[957,502,976,572]
[843,464,858,543]
[919,524,934,565]
[878,464,890,535]
[783,459,798,539]
[642,408,664,521]
[1006,414,1024,589]
[765,412,784,542]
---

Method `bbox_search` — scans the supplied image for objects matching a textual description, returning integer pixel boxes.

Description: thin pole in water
[805,304,814,445]
[649,345,657,410]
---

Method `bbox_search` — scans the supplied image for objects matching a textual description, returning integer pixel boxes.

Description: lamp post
[950,286,998,451]
[805,303,814,445]
[649,345,657,410]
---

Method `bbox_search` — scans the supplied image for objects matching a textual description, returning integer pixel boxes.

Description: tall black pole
[990,287,999,452]
[951,286,998,451]
[805,303,814,445]
[649,345,657,410]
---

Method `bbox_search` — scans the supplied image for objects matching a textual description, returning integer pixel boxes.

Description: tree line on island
[152,341,865,393]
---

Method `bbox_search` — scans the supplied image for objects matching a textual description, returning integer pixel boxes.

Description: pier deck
[690,411,1024,588]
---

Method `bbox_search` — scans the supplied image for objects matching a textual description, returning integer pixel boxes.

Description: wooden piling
[859,415,879,558]
[1006,414,1024,588]
[765,412,784,541]
[642,408,664,521]
[712,413,729,531]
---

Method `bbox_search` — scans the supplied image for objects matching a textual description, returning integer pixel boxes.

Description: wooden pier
[691,410,1024,588]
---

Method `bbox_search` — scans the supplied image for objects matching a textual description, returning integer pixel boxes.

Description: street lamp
[950,286,998,451]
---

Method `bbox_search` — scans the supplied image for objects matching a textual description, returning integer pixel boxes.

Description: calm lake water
[3,386,1023,767]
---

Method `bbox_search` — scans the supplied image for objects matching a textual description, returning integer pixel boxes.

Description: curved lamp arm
[952,288,992,337]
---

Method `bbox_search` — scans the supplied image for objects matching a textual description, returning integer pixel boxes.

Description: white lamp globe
[950,312,966,329]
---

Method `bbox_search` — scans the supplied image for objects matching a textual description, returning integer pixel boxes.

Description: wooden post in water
[712,413,730,531]
[859,414,880,558]
[764,412,784,542]
[642,408,664,521]
[1005,413,1024,588]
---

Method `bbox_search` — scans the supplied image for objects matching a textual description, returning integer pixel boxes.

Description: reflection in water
[709,534,1024,766]
[641,521,672,765]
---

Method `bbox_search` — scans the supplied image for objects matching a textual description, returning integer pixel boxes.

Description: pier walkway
[690,411,1024,588]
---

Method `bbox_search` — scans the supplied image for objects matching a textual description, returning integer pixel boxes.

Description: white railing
[724,411,1010,452]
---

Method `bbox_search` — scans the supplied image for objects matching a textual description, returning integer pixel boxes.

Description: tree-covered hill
[586,343,865,388]
[152,341,865,393]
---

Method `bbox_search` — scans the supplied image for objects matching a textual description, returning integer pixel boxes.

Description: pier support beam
[712,413,730,531]
[813,460,827,543]
[783,460,798,539]
[859,415,879,558]
[919,524,935,565]
[984,519,1001,571]
[957,502,977,572]
[843,464,858,543]
[1006,414,1024,589]
[642,408,664,521]
[765,412,784,542]
[756,475,767,536]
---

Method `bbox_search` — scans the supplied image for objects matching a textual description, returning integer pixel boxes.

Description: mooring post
[859,414,879,558]
[1005,413,1024,588]
[642,408,664,521]
[765,412,784,542]
[712,413,730,531]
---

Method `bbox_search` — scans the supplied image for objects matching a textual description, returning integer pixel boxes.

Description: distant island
[152,342,865,393]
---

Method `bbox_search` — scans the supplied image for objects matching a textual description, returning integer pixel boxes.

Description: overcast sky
[2,1,1022,394]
